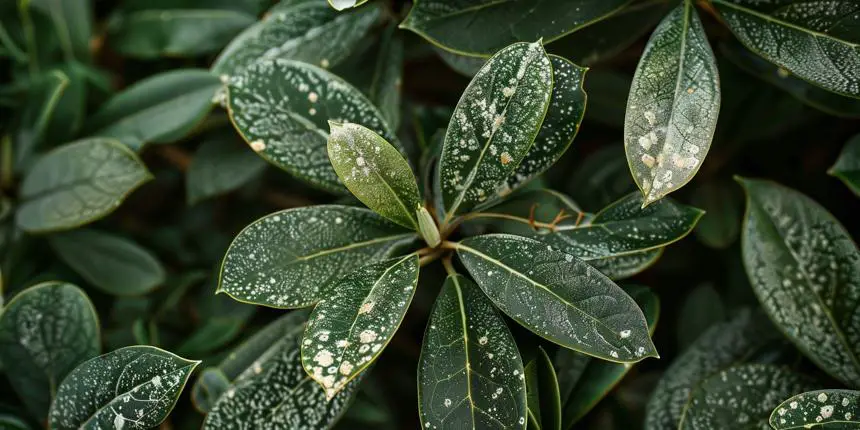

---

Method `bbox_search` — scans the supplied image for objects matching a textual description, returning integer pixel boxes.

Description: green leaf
[49,228,166,296]
[369,25,403,130]
[0,414,30,430]
[400,0,632,57]
[770,389,860,429]
[436,48,486,77]
[644,310,783,429]
[328,0,369,11]
[30,0,92,62]
[567,144,637,208]
[580,71,631,128]
[204,311,360,429]
[691,180,742,249]
[556,285,659,428]
[87,69,221,150]
[679,364,816,429]
[676,284,725,351]
[418,274,528,429]
[525,347,561,430]
[109,9,255,59]
[713,0,860,99]
[48,346,199,429]
[212,0,380,78]
[302,254,419,398]
[15,138,152,233]
[0,282,100,419]
[219,205,415,308]
[830,134,860,196]
[739,178,860,387]
[226,59,399,193]
[624,2,720,206]
[186,132,267,204]
[328,122,422,230]
[454,234,657,362]
[438,41,553,221]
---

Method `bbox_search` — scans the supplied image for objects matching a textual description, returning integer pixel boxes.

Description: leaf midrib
[452,276,478,428]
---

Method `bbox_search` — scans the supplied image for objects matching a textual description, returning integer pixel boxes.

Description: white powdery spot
[790,401,798,409]
[321,59,330,68]
[502,87,515,97]
[308,92,319,103]
[358,301,374,314]
[610,351,619,358]
[818,393,828,402]
[151,375,162,388]
[641,154,656,168]
[250,140,266,152]
[821,405,834,419]
[842,397,850,406]
[619,329,631,339]
[359,330,378,343]
[339,361,354,375]
[114,414,125,430]
[478,336,488,345]
[314,350,333,367]
[500,152,513,165]
[444,398,452,407]
[644,111,656,125]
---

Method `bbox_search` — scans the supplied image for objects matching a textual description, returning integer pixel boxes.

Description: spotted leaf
[679,364,817,429]
[0,282,100,419]
[454,234,657,362]
[301,254,419,398]
[830,133,860,196]
[739,178,860,387]
[226,59,399,193]
[15,138,152,234]
[48,346,199,430]
[219,205,415,309]
[624,1,720,206]
[770,389,860,429]
[418,274,528,429]
[713,0,860,99]
[213,0,379,78]
[400,0,632,57]
[438,41,552,222]
[327,122,422,230]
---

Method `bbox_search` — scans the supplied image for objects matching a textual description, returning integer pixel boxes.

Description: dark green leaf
[436,48,486,77]
[0,414,30,430]
[676,284,725,351]
[49,228,166,296]
[30,0,92,62]
[739,178,860,387]
[369,25,403,130]
[454,234,657,362]
[625,1,720,206]
[0,282,100,419]
[226,59,399,193]
[830,134,860,196]
[679,364,816,429]
[15,138,152,233]
[302,254,419,398]
[212,0,379,78]
[400,0,632,57]
[418,274,528,429]
[328,122,422,230]
[567,144,636,208]
[525,347,561,430]
[581,72,631,128]
[186,132,267,204]
[87,69,221,150]
[713,0,860,99]
[771,389,860,429]
[219,205,415,308]
[438,41,552,221]
[49,346,199,429]
[691,180,742,249]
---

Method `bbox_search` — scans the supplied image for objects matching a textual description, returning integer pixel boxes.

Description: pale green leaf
[400,0,632,57]
[328,0,369,11]
[525,347,561,430]
[49,228,166,296]
[226,59,398,193]
[418,274,527,429]
[770,389,860,429]
[438,41,552,221]
[213,0,379,78]
[15,138,152,233]
[679,364,816,429]
[186,132,267,204]
[624,2,720,206]
[328,122,422,230]
[454,234,657,362]
[219,205,415,308]
[739,178,860,387]
[0,282,100,419]
[87,69,221,150]
[713,0,860,98]
[830,134,860,196]
[49,346,199,430]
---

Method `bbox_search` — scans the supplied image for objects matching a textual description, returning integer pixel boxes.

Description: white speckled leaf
[770,389,860,429]
[203,310,361,429]
[219,205,415,308]
[15,138,152,234]
[400,0,632,57]
[212,0,379,77]
[739,178,860,387]
[679,364,816,430]
[438,42,552,221]
[455,234,657,363]
[644,310,784,430]
[302,254,419,398]
[48,346,199,430]
[624,2,720,206]
[830,133,860,196]
[713,0,860,99]
[0,282,100,419]
[226,59,399,193]
[328,122,422,230]
[418,274,528,430]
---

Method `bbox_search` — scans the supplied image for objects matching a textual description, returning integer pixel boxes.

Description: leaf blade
[830,133,860,196]
[770,389,860,429]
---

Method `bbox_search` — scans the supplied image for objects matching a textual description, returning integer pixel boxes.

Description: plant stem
[418,248,446,267]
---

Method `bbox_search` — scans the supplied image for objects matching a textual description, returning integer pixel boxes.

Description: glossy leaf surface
[830,134,860,196]
[525,347,561,430]
[770,389,860,429]
[186,132,268,204]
